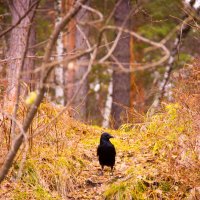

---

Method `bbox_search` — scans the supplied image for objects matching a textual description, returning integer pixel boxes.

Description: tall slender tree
[6,0,37,100]
[55,0,65,105]
[111,0,131,128]
[65,0,89,121]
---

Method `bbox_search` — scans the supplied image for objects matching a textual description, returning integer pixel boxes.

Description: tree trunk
[111,0,131,129]
[130,19,145,115]
[151,17,191,113]
[65,0,89,121]
[102,69,113,128]
[6,0,36,100]
[55,0,65,105]
[73,7,89,120]
[64,0,76,108]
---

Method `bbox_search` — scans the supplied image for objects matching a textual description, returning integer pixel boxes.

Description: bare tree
[111,0,131,129]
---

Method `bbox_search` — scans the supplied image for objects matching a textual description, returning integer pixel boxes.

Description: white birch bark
[55,0,65,105]
[102,69,113,128]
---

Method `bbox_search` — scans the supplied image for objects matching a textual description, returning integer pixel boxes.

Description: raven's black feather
[97,132,116,174]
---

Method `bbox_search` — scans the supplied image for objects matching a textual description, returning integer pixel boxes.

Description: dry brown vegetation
[0,64,199,200]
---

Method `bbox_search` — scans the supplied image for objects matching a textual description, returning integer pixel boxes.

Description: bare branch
[100,25,170,71]
[0,0,40,38]
[0,0,88,184]
[78,3,104,25]
[99,6,140,63]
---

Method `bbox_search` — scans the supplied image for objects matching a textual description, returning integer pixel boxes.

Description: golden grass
[0,66,199,199]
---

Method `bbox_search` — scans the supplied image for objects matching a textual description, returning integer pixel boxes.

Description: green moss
[160,181,171,193]
[135,180,147,193]
[13,189,28,200]
[34,186,52,200]
[22,160,39,186]
[2,99,196,200]
[105,180,148,200]
[176,53,192,67]
[104,182,129,200]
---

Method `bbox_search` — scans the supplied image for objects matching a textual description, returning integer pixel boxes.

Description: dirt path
[68,140,132,200]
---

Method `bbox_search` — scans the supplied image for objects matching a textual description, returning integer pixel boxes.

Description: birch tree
[151,0,200,112]
[55,0,65,105]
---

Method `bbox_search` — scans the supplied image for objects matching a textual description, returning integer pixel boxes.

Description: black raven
[97,132,116,175]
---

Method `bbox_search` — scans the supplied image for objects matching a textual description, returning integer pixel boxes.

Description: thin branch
[150,16,191,113]
[99,5,141,63]
[0,0,88,184]
[105,0,123,25]
[144,16,192,53]
[78,3,104,25]
[0,0,40,38]
[34,46,94,73]
[100,25,170,71]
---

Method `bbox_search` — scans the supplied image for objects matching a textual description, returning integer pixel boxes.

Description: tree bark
[151,17,191,112]
[65,0,89,121]
[130,16,145,114]
[64,0,76,112]
[111,0,131,129]
[6,0,36,100]
[55,0,65,105]
[102,69,113,128]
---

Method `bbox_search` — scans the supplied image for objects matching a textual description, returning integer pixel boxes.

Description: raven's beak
[110,135,114,139]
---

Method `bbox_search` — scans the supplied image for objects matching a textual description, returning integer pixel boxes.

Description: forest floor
[0,120,137,200]
[66,130,137,200]
[0,101,199,200]
[0,103,137,200]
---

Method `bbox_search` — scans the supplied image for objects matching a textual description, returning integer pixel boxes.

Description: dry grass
[0,65,199,200]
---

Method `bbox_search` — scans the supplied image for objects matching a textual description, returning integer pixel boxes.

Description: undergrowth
[0,65,199,200]
[105,103,199,199]
[104,63,200,199]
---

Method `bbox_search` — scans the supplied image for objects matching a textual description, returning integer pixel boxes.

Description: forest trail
[66,131,136,200]
[0,101,199,199]
[0,104,138,200]
[68,157,119,199]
